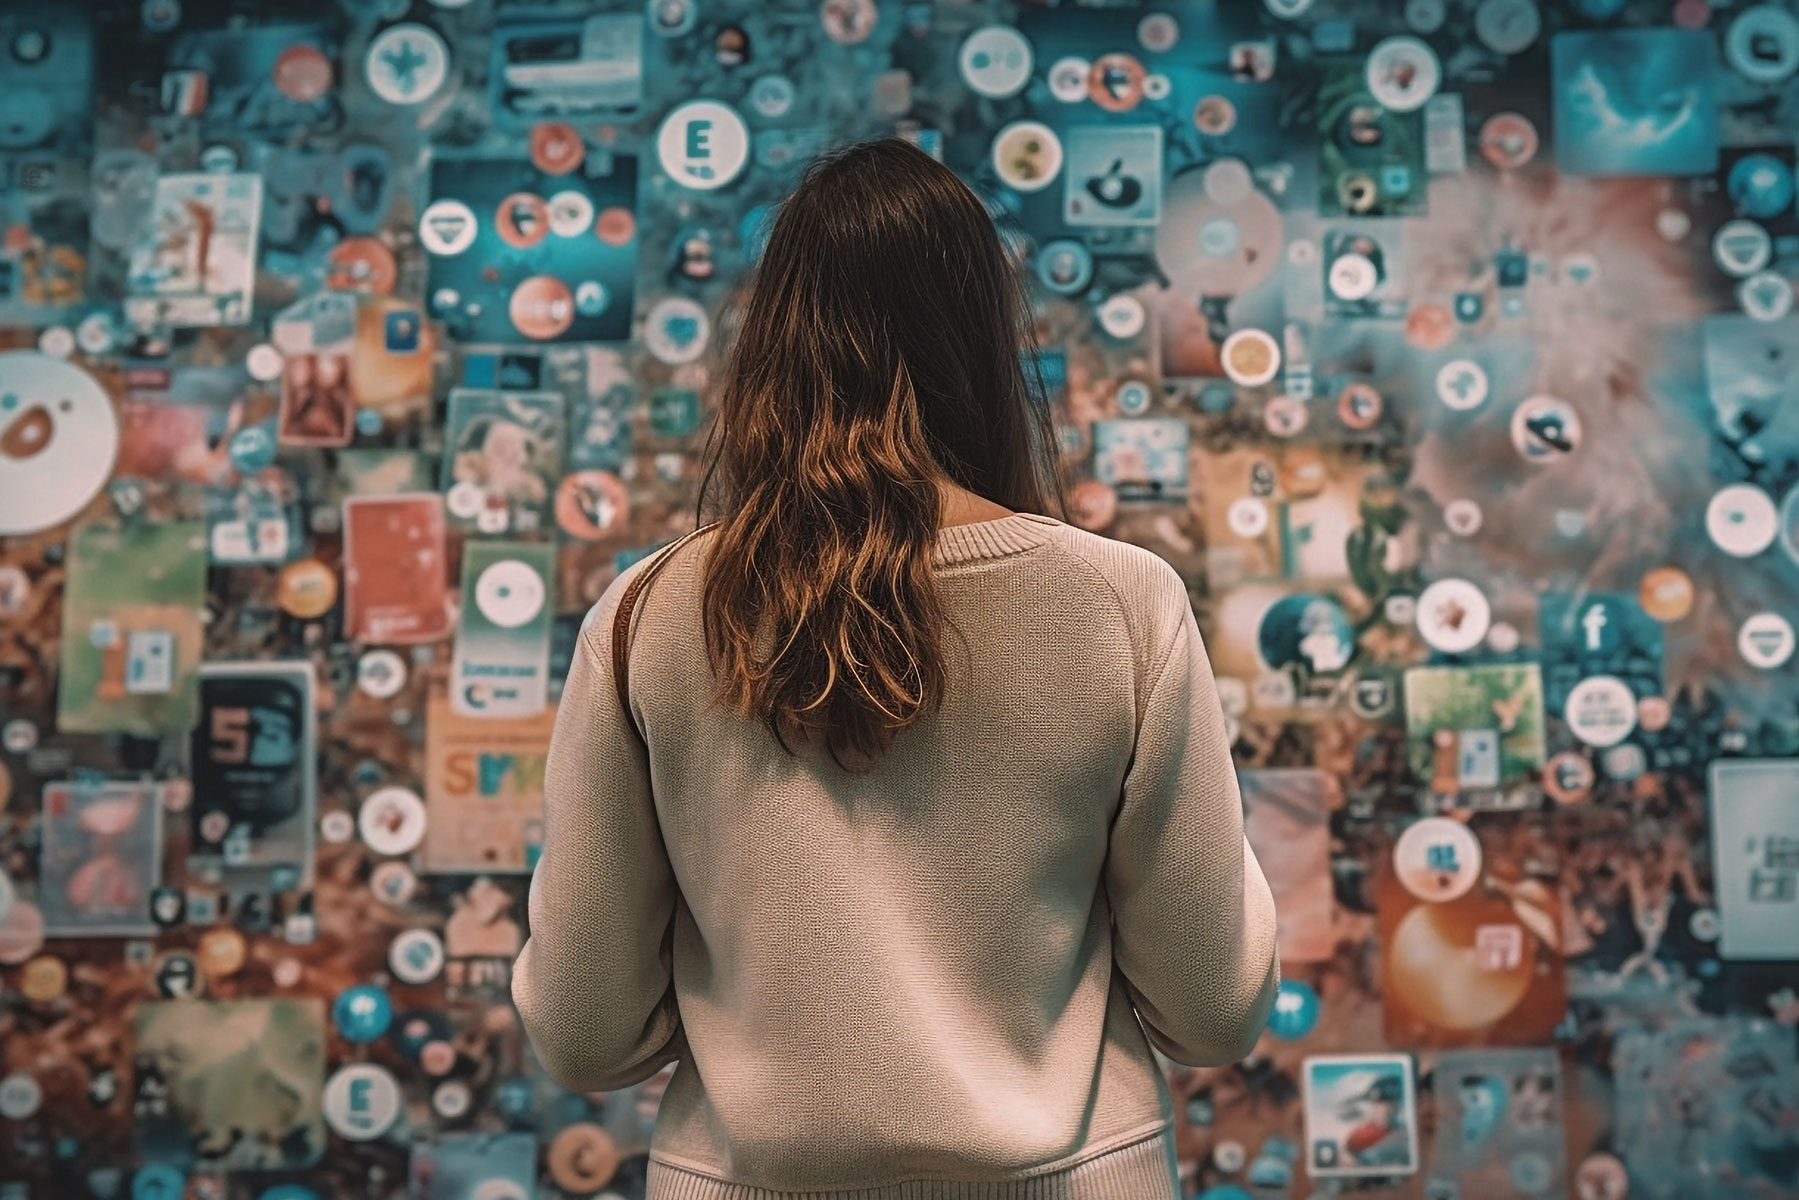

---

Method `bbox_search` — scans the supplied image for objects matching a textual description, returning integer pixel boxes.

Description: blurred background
[0,1,1796,1198]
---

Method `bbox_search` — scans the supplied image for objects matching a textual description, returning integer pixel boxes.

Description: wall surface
[0,1,1796,1198]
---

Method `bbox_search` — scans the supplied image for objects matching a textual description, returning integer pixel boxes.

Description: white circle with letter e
[657,100,749,190]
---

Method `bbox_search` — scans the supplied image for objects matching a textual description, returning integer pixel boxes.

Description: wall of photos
[0,0,1796,1197]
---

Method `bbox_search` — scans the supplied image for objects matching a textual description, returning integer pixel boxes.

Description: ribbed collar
[931,512,1060,567]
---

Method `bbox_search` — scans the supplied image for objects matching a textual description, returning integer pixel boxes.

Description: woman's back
[513,512,1279,1197]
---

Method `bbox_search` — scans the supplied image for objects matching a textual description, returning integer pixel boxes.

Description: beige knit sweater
[511,512,1281,1199]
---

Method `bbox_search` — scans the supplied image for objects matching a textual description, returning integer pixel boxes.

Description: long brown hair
[693,136,1068,773]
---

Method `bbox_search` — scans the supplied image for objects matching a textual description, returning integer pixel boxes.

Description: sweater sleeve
[510,601,686,1093]
[1103,588,1281,1067]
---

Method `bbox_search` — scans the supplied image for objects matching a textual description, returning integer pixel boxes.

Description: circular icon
[1565,674,1637,748]
[1228,497,1270,538]
[1475,0,1540,55]
[1069,479,1117,531]
[357,649,407,699]
[418,199,477,256]
[0,353,120,536]
[1036,239,1094,296]
[1543,752,1596,804]
[509,276,575,340]
[324,1063,402,1140]
[596,206,636,246]
[0,1072,43,1120]
[1048,56,1090,103]
[1264,396,1308,437]
[1706,483,1778,556]
[275,558,336,619]
[556,471,629,540]
[1479,112,1538,169]
[1416,578,1491,652]
[245,343,285,382]
[1265,979,1321,1038]
[359,786,427,856]
[1366,36,1441,112]
[644,296,710,363]
[494,192,549,249]
[1327,252,1378,301]
[389,928,446,984]
[1115,379,1153,416]
[992,121,1062,193]
[1337,382,1383,430]
[821,0,877,44]
[1689,907,1722,942]
[1147,73,1176,102]
[1406,303,1457,351]
[547,190,596,239]
[959,26,1033,99]
[1739,611,1796,668]
[1727,6,1799,83]
[1221,328,1281,386]
[74,312,116,357]
[1444,498,1483,536]
[474,560,546,628]
[365,23,449,105]
[1574,1153,1629,1200]
[327,236,398,296]
[1637,566,1695,622]
[1395,817,1483,901]
[547,1123,623,1192]
[1406,0,1447,33]
[749,73,796,118]
[1510,395,1581,463]
[274,42,334,103]
[1096,293,1146,339]
[657,100,750,190]
[647,0,697,37]
[1087,52,1147,112]
[1435,359,1489,410]
[530,121,584,175]
[1728,152,1795,219]
[1713,219,1773,276]
[1738,270,1794,322]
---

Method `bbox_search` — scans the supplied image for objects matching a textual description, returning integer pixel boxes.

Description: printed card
[39,780,163,937]
[422,688,559,874]
[442,388,565,536]
[57,521,207,735]
[125,171,262,328]
[1302,1054,1420,1178]
[450,541,555,718]
[189,662,317,897]
[132,998,327,1170]
[274,293,357,447]
[1428,1047,1567,1200]
[341,493,453,645]
[1708,759,1799,959]
[1403,664,1547,811]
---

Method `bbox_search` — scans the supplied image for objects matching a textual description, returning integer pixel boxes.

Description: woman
[512,137,1280,1199]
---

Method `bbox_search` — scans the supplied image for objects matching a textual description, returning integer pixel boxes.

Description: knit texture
[512,513,1281,1199]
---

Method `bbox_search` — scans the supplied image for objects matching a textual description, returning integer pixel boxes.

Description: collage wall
[0,0,1797,1198]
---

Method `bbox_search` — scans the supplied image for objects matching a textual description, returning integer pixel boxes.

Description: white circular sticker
[324,1063,402,1141]
[1738,270,1794,321]
[357,649,408,699]
[1713,219,1773,276]
[1474,0,1540,55]
[1366,36,1441,112]
[1327,252,1379,301]
[320,810,357,845]
[0,352,120,536]
[643,296,711,364]
[547,190,596,238]
[991,121,1063,193]
[365,24,450,106]
[1727,6,1799,83]
[359,787,428,856]
[1096,294,1146,339]
[36,326,73,359]
[1435,359,1489,411]
[245,344,285,381]
[1228,497,1270,538]
[446,480,486,519]
[1415,578,1492,653]
[959,26,1033,99]
[1565,675,1637,747]
[1394,817,1483,902]
[1048,56,1091,103]
[1706,484,1778,556]
[74,313,115,357]
[0,1072,43,1120]
[474,560,546,628]
[419,199,478,256]
[657,100,750,191]
[388,928,446,984]
[1739,611,1796,669]
[1220,328,1282,386]
[1444,498,1483,536]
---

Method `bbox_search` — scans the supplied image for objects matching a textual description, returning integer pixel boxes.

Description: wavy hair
[693,137,1068,773]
